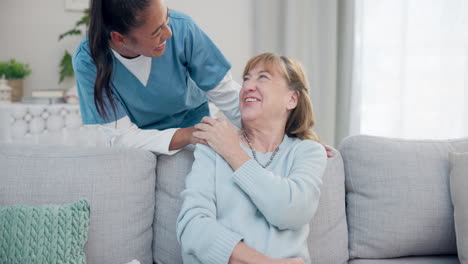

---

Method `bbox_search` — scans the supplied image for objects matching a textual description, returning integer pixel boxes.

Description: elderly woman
[176,53,327,264]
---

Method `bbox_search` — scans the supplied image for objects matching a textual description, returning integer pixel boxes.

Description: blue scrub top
[73,10,231,130]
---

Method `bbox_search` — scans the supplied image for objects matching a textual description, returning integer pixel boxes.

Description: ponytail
[89,0,115,121]
[87,0,150,120]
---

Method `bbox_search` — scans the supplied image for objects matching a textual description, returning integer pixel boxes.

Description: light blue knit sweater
[176,135,327,264]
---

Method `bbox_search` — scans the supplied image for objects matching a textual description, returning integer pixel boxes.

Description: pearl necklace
[242,130,280,169]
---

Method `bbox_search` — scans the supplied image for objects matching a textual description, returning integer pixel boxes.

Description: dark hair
[88,0,151,120]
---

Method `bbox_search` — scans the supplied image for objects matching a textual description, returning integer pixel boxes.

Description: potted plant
[58,9,89,84]
[0,59,32,102]
[57,9,89,104]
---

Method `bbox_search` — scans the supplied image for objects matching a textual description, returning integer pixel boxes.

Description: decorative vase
[0,75,12,103]
[7,79,23,102]
[64,84,79,104]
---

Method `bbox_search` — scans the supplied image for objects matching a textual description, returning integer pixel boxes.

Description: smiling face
[240,61,298,124]
[119,0,172,57]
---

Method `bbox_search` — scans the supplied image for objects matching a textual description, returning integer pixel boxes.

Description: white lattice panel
[0,103,107,146]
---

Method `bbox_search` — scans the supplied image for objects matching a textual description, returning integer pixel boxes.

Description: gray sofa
[1,135,467,264]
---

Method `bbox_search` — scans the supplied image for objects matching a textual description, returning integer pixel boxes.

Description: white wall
[0,0,85,95]
[167,0,253,82]
[0,0,253,95]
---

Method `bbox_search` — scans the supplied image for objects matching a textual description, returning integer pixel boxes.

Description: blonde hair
[242,53,320,142]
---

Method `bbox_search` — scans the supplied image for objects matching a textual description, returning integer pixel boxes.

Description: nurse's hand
[193,117,240,156]
[193,117,250,170]
[324,144,334,158]
[169,126,206,151]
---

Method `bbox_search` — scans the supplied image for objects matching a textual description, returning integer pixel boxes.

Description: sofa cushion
[348,255,460,264]
[153,148,194,264]
[449,152,468,264]
[0,144,156,264]
[0,199,90,264]
[308,149,349,264]
[339,135,468,259]
[152,146,348,264]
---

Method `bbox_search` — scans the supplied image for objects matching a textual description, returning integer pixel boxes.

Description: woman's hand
[256,257,305,264]
[193,117,250,170]
[228,242,304,264]
[267,257,304,264]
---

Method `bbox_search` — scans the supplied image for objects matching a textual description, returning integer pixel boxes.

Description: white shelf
[65,0,89,11]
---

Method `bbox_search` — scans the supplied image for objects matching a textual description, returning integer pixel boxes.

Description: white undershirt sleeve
[206,71,241,128]
[99,116,181,155]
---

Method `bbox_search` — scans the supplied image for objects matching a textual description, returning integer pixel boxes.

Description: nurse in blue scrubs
[73,0,241,155]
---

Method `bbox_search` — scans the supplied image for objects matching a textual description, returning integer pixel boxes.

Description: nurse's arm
[169,126,206,151]
[99,115,199,155]
[206,71,241,128]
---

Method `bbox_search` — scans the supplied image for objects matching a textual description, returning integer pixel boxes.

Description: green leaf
[0,59,31,79]
[59,51,74,83]
[0,61,8,78]
[57,8,87,83]
[59,29,82,41]
[75,13,89,27]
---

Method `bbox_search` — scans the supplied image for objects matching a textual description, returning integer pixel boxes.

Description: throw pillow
[449,152,468,264]
[0,199,90,264]
[0,143,156,264]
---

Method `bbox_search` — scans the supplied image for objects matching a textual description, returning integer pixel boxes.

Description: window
[353,0,468,139]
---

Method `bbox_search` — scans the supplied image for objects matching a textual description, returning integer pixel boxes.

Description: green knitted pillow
[0,199,90,264]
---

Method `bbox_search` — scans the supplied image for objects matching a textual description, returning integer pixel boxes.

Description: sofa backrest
[308,149,349,264]
[153,146,349,264]
[340,135,468,260]
[0,143,156,264]
[153,148,194,264]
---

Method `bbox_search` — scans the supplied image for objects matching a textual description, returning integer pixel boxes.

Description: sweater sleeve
[232,140,327,230]
[176,145,243,264]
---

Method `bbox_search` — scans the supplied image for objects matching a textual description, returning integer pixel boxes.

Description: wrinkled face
[124,0,172,57]
[240,62,298,123]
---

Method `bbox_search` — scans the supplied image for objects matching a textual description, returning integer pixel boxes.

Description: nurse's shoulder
[72,37,95,73]
[167,9,202,33]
